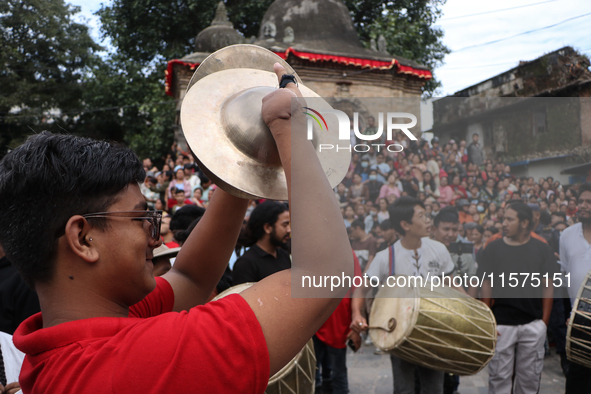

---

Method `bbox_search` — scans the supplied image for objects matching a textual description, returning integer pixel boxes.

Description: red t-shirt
[13,277,270,393]
[315,253,362,349]
[164,241,180,248]
[167,198,177,209]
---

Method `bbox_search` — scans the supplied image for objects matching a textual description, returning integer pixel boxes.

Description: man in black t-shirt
[232,201,291,285]
[480,202,556,394]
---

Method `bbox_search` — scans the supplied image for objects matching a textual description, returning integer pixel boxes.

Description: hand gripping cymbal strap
[279,74,297,88]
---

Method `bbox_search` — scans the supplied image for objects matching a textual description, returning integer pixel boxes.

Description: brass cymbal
[181,44,350,200]
[186,44,301,93]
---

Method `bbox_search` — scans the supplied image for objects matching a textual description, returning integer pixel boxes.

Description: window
[533,110,546,135]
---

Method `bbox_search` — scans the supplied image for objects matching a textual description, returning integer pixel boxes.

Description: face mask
[369,175,377,181]
[477,206,484,213]
[370,211,377,217]
[361,162,369,168]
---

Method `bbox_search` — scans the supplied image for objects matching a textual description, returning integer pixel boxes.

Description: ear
[64,216,99,263]
[400,220,411,233]
[263,222,273,235]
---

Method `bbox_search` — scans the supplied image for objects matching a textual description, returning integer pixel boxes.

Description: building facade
[166,0,432,150]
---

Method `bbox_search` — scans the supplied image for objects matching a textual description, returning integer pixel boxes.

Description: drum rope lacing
[371,296,497,375]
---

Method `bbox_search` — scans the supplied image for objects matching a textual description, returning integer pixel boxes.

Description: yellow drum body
[369,277,497,375]
[214,283,316,393]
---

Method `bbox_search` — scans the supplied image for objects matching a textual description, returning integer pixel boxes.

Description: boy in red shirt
[0,65,353,393]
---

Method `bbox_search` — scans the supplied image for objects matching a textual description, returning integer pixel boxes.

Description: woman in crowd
[168,168,192,201]
[348,173,365,205]
[480,178,498,205]
[450,175,468,200]
[378,172,402,201]
[347,153,361,178]
[377,198,390,224]
[409,153,427,183]
[420,170,439,199]
[486,202,499,222]
[192,187,206,208]
[343,205,357,228]
[437,176,454,207]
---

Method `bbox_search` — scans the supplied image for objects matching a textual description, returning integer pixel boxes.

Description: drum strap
[0,342,6,386]
[388,244,395,276]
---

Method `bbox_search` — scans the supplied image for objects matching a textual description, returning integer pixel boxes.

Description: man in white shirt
[350,196,456,394]
[560,183,591,393]
[1,331,24,393]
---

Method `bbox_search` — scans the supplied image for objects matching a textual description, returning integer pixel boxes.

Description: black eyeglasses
[82,210,163,241]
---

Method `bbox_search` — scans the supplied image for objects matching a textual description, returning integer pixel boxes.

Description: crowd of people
[338,130,591,394]
[1,117,590,394]
[135,131,591,394]
[338,133,578,240]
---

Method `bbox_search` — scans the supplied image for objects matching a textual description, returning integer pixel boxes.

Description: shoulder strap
[388,243,396,276]
[0,342,6,386]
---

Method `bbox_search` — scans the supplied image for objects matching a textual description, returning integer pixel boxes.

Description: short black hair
[388,196,424,236]
[379,219,392,231]
[540,210,551,226]
[174,217,202,245]
[245,201,289,244]
[473,224,485,235]
[485,226,499,235]
[198,173,210,185]
[579,182,591,195]
[434,206,459,228]
[0,132,145,287]
[551,211,566,220]
[350,219,365,231]
[163,170,173,182]
[170,205,205,231]
[507,201,534,232]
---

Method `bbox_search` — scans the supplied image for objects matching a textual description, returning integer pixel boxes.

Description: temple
[166,0,433,146]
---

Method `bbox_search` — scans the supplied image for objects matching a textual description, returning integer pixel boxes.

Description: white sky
[71,0,591,97]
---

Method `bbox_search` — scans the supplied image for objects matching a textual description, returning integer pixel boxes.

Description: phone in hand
[347,339,357,352]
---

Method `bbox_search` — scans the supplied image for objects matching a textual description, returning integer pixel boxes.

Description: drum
[213,283,316,393]
[566,271,591,368]
[369,276,497,376]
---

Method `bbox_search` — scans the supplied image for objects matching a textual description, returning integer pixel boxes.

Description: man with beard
[232,201,291,285]
[560,183,591,393]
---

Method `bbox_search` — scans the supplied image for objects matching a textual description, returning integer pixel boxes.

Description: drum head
[369,282,420,350]
[369,277,497,375]
[567,273,591,368]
